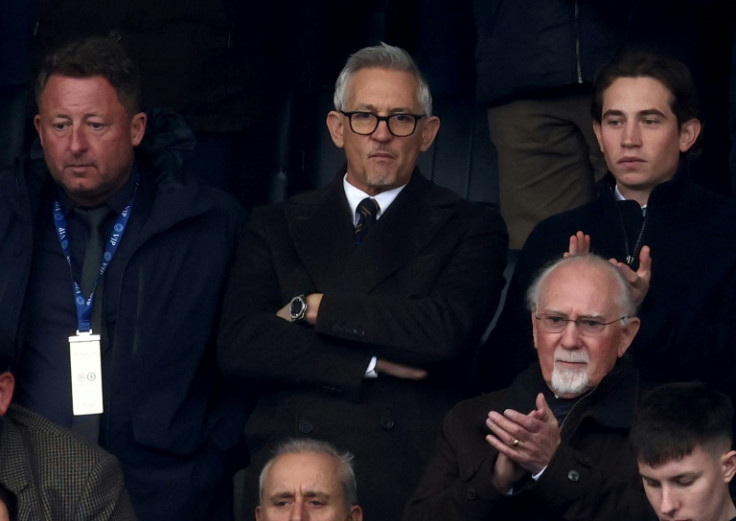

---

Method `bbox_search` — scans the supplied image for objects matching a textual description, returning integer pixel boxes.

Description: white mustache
[554,350,590,364]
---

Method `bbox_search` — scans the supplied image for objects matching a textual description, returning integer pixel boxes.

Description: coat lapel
[286,178,356,293]
[287,171,458,294]
[338,172,457,293]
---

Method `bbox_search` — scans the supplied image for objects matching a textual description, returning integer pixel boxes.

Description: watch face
[290,299,303,316]
[290,295,306,321]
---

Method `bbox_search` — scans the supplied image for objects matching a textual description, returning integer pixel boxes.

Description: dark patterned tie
[354,197,380,245]
[73,205,112,296]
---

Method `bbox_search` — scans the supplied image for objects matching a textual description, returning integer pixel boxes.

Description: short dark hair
[591,51,701,127]
[35,35,141,115]
[630,382,733,466]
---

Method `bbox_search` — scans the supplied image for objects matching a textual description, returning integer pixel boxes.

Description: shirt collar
[343,174,406,225]
[614,184,647,214]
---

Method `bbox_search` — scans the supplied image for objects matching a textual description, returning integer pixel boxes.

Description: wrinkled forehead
[265,452,344,498]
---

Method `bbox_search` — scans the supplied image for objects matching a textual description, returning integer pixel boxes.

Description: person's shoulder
[414,176,507,228]
[680,180,734,215]
[521,198,603,252]
[250,181,341,222]
[287,180,339,206]
[7,405,117,466]
[536,198,601,231]
[657,177,736,236]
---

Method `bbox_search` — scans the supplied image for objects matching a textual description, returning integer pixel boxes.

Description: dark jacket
[483,170,736,398]
[404,363,654,521]
[0,110,245,521]
[219,171,508,521]
[473,0,633,106]
[0,404,137,521]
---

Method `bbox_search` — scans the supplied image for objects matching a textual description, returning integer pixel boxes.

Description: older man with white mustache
[405,254,656,521]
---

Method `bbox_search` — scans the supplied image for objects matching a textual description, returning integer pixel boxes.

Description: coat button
[466,488,477,500]
[567,470,580,482]
[298,419,313,434]
[379,417,395,430]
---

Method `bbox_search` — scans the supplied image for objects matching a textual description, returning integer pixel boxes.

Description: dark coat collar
[506,361,639,431]
[595,160,693,209]
[285,169,461,294]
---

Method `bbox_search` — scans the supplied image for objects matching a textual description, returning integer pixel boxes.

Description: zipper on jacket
[558,380,599,437]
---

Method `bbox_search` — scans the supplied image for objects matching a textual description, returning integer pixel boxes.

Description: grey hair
[258,438,358,508]
[526,254,637,321]
[333,42,433,115]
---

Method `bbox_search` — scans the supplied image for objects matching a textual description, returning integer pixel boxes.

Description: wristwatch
[289,294,308,322]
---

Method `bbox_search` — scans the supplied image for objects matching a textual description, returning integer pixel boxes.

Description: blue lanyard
[53,189,136,332]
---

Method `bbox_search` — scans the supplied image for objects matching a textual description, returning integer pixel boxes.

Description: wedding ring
[512,438,520,447]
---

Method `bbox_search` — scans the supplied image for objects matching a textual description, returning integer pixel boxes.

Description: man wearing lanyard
[0,36,245,520]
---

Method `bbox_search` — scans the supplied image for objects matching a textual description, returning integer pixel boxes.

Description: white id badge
[69,331,104,415]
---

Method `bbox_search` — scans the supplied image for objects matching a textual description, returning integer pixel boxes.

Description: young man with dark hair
[630,382,736,521]
[482,51,736,406]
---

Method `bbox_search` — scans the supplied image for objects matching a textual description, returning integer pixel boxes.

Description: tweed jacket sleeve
[0,405,137,521]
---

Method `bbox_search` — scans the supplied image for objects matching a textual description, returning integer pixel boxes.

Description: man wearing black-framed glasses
[219,42,508,521]
[325,54,439,198]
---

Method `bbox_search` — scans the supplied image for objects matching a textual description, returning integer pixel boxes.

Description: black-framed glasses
[340,111,425,137]
[534,314,626,336]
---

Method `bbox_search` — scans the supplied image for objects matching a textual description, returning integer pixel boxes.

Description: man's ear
[350,505,363,521]
[326,111,345,148]
[678,118,701,153]
[530,311,539,351]
[617,317,641,358]
[721,449,736,483]
[34,115,43,146]
[130,112,147,147]
[255,505,262,521]
[419,116,440,152]
[0,372,15,416]
[593,121,604,153]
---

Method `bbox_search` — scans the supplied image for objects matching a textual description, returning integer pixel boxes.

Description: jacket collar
[596,160,691,208]
[508,361,639,431]
[285,169,460,294]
